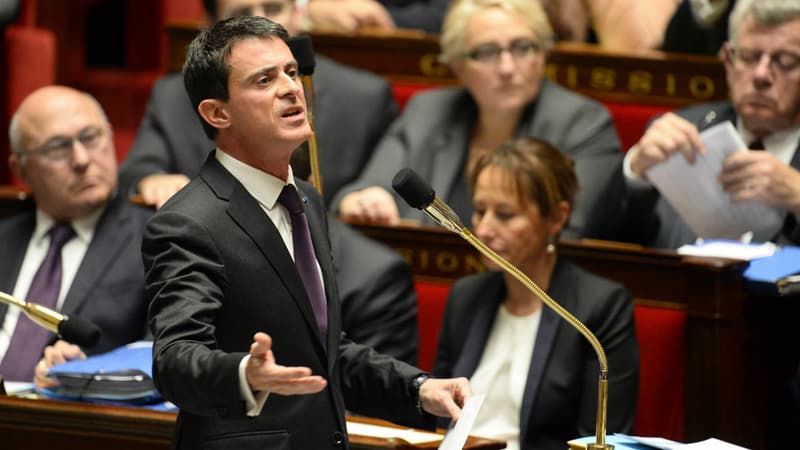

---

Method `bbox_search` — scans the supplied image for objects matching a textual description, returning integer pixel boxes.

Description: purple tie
[277,185,328,345]
[748,140,764,151]
[0,223,75,381]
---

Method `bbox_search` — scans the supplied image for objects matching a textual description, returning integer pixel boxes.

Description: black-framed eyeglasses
[26,126,108,163]
[728,46,800,74]
[464,39,542,64]
[228,1,290,19]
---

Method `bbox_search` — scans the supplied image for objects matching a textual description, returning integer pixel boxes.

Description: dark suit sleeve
[118,80,176,196]
[380,0,449,33]
[552,93,627,241]
[143,209,246,417]
[576,284,639,435]
[328,95,420,215]
[331,220,419,365]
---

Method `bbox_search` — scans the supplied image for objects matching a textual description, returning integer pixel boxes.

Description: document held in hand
[646,122,783,242]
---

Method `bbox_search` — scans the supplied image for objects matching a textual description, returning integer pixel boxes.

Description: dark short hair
[183,15,289,139]
[468,137,578,219]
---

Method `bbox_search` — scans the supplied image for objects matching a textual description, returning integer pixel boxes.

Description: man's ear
[197,99,231,132]
[8,152,29,188]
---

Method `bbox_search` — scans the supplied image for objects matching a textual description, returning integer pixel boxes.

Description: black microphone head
[392,168,435,210]
[287,35,315,76]
[58,315,101,348]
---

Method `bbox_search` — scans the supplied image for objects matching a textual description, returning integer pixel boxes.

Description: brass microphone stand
[426,197,613,450]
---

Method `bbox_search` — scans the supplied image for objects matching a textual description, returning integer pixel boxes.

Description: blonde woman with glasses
[332,0,628,243]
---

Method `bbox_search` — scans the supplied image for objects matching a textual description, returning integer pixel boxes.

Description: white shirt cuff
[239,354,269,416]
[623,147,653,189]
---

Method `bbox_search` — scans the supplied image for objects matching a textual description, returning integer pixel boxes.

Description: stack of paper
[647,122,783,242]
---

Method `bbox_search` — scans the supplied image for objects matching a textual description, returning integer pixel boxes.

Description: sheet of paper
[3,381,35,395]
[612,433,685,450]
[678,438,749,450]
[438,394,485,450]
[646,121,783,242]
[677,240,777,260]
[346,421,442,445]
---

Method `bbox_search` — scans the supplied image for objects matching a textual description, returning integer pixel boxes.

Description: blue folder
[37,341,174,409]
[743,246,800,296]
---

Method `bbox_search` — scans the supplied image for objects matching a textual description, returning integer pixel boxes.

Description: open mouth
[281,106,304,118]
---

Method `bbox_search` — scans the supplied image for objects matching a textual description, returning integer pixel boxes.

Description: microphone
[392,168,613,450]
[0,291,101,348]
[287,35,323,196]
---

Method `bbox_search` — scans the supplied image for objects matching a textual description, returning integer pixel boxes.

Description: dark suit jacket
[119,55,397,207]
[0,194,152,355]
[143,156,431,450]
[331,80,628,241]
[329,219,418,365]
[379,0,449,33]
[433,260,639,450]
[628,101,800,249]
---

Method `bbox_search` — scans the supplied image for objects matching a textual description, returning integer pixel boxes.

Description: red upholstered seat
[1,24,56,186]
[603,101,674,152]
[632,306,686,441]
[414,280,452,373]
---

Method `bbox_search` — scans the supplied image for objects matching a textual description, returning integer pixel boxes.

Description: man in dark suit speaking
[119,0,398,208]
[142,17,470,449]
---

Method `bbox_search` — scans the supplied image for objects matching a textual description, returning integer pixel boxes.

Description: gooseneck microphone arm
[0,291,101,348]
[392,168,612,450]
[287,35,323,195]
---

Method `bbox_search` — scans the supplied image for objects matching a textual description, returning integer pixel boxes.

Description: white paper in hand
[646,121,783,242]
[438,394,486,450]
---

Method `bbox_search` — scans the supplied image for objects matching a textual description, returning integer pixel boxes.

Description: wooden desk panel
[0,396,505,450]
[165,22,727,107]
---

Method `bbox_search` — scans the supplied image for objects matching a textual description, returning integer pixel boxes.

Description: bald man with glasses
[0,85,152,384]
[623,0,800,249]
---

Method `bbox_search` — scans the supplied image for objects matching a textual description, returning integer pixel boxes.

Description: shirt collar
[214,148,297,210]
[33,205,105,245]
[736,119,800,165]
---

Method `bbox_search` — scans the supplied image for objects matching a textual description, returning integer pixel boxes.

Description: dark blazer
[433,259,639,450]
[331,80,628,241]
[379,0,449,33]
[119,55,398,207]
[143,155,431,450]
[628,101,800,249]
[329,219,418,365]
[0,194,152,355]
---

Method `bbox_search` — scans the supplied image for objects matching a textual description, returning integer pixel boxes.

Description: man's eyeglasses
[26,126,108,163]
[728,46,800,74]
[464,39,542,64]
[228,1,289,19]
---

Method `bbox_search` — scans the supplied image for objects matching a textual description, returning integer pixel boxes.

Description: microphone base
[587,444,614,450]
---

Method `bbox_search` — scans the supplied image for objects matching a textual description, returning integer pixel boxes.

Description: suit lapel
[202,158,327,359]
[429,93,476,203]
[0,212,35,320]
[61,199,132,315]
[519,260,569,446]
[295,184,340,363]
[519,306,559,446]
[452,274,503,378]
